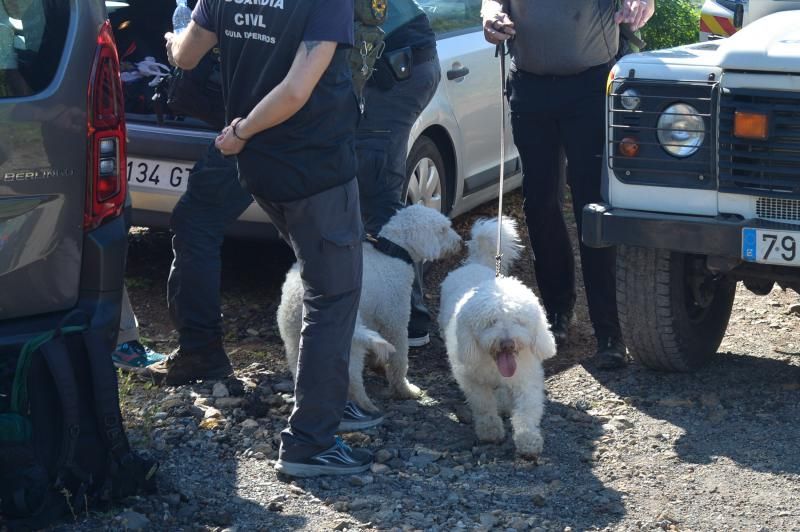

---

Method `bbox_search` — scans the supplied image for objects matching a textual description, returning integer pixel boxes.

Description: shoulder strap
[38,338,85,483]
[81,328,131,459]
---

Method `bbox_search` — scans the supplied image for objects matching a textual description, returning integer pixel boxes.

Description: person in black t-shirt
[356,0,441,348]
[160,0,375,477]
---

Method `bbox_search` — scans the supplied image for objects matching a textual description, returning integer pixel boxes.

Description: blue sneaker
[112,341,166,373]
[274,437,372,478]
[338,401,384,432]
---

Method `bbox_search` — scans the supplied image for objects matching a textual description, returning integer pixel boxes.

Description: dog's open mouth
[495,342,517,378]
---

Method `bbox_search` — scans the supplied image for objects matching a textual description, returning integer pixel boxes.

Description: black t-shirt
[193,0,358,203]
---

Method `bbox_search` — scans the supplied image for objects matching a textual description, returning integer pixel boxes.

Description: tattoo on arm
[303,40,322,57]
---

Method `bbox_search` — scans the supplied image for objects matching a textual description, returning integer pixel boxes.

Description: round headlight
[657,103,705,158]
[620,89,640,110]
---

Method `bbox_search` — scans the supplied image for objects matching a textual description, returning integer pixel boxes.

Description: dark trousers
[356,57,441,332]
[508,64,621,340]
[256,179,363,461]
[167,144,253,350]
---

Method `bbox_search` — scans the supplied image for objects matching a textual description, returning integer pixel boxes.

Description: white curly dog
[278,264,395,412]
[278,204,462,410]
[439,217,556,458]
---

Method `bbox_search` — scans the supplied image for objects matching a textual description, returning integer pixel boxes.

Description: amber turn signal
[618,137,640,157]
[734,111,769,140]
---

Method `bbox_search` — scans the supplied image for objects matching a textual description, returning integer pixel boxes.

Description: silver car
[120,1,521,236]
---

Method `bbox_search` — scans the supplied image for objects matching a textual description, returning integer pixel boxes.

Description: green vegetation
[641,0,701,51]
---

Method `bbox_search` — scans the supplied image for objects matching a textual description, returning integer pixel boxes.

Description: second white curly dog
[439,217,556,458]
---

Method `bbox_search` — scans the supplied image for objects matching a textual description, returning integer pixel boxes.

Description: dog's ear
[530,324,557,362]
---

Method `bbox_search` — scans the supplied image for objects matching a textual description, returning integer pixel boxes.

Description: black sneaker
[274,437,373,478]
[408,328,430,348]
[337,401,384,432]
[144,339,233,386]
[593,337,628,370]
[547,312,572,347]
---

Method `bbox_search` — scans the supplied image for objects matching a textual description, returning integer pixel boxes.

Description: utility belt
[370,44,437,91]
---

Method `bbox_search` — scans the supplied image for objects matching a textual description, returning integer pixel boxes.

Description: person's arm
[214,40,338,156]
[615,0,655,31]
[164,21,218,70]
[481,0,515,45]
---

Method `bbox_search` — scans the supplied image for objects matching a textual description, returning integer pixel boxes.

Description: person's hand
[215,117,250,156]
[164,32,177,67]
[482,11,515,45]
[615,0,655,32]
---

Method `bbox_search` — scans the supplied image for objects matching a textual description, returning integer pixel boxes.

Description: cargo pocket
[304,230,362,296]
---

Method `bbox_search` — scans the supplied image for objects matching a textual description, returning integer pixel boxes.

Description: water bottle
[172,0,192,35]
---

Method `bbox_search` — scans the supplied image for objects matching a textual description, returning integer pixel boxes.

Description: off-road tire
[616,245,736,372]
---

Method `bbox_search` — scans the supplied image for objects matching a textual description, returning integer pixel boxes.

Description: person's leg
[558,66,625,368]
[113,189,165,371]
[149,145,253,384]
[356,59,441,343]
[259,180,370,475]
[117,285,139,345]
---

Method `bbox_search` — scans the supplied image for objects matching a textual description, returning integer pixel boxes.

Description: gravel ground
[63,191,800,531]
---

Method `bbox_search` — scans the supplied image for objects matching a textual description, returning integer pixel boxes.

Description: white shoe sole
[407,334,430,348]
[274,460,371,478]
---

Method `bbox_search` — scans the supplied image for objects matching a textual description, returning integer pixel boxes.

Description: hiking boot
[274,437,372,478]
[547,312,572,347]
[337,401,384,432]
[593,337,628,370]
[112,341,166,373]
[144,340,233,385]
[408,327,430,348]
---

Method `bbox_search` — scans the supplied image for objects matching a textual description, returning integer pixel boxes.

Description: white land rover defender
[582,4,800,372]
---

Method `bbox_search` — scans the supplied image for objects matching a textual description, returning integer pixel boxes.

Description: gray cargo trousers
[255,178,363,461]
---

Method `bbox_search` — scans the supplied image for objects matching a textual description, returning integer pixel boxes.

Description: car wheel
[405,135,449,215]
[617,245,736,372]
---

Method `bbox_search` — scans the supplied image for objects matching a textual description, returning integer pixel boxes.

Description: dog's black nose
[499,339,515,353]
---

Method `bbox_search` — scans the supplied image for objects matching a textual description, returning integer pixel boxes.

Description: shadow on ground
[586,352,800,476]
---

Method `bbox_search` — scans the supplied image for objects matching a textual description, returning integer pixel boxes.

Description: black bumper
[582,203,800,259]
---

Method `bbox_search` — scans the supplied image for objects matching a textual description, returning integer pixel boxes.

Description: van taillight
[85,20,126,231]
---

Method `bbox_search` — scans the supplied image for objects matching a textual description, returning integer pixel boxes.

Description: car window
[422,0,481,36]
[0,0,70,98]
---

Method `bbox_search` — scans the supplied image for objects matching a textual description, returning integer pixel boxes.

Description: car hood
[717,10,800,73]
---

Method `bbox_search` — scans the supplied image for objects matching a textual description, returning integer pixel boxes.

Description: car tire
[616,245,736,372]
[405,135,450,215]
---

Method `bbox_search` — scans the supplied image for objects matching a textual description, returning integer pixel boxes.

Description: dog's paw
[474,416,505,443]
[392,380,422,399]
[513,429,544,459]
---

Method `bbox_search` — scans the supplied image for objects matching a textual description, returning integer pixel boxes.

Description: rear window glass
[0,0,70,98]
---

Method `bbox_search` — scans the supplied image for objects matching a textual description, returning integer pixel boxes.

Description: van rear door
[0,1,110,320]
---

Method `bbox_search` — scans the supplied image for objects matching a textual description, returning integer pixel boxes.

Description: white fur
[439,217,555,458]
[277,205,462,409]
[277,264,395,412]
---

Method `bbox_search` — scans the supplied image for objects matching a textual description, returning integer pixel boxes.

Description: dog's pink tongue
[496,352,517,378]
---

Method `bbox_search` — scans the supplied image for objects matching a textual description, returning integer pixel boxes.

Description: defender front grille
[719,88,800,198]
[756,197,800,223]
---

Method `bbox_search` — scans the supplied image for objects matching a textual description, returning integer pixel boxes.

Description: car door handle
[447,66,470,81]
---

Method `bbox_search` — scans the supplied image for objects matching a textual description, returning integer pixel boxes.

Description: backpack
[351,0,388,112]
[0,312,158,530]
[153,48,225,130]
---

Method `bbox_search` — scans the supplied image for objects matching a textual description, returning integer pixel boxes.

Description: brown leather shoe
[145,340,233,385]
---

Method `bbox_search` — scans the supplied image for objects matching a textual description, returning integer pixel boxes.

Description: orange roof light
[734,111,769,140]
